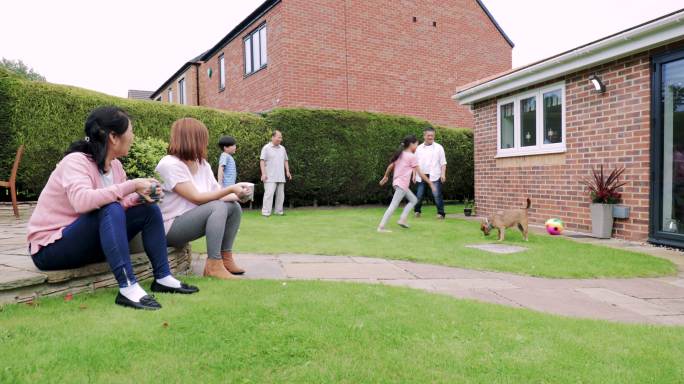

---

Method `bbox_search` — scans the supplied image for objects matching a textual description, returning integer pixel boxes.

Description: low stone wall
[0,246,191,305]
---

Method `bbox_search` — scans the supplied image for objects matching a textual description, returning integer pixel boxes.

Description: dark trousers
[414,178,445,217]
[31,203,171,288]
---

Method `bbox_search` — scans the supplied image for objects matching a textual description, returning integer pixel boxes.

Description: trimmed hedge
[0,68,473,205]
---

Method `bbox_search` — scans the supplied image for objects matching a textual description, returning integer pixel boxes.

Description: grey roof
[127,90,155,100]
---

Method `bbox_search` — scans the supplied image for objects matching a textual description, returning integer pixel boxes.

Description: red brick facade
[152,0,512,128]
[472,42,684,241]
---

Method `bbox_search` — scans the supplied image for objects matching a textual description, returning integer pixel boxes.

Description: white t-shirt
[260,143,289,183]
[155,155,220,233]
[415,142,447,182]
[100,170,114,187]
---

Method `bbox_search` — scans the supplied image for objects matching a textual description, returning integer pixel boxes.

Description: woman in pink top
[27,107,198,311]
[156,118,250,280]
[378,135,435,232]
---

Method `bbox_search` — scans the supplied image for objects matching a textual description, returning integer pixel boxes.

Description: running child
[378,135,435,232]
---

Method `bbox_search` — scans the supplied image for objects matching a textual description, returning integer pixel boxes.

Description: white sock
[119,283,147,303]
[156,275,182,288]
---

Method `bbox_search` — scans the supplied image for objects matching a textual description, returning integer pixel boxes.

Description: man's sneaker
[436,214,446,220]
[414,212,421,218]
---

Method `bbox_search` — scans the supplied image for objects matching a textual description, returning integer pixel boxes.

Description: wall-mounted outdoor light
[589,74,606,93]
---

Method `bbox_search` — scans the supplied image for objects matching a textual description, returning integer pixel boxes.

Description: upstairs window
[219,54,226,90]
[244,24,267,75]
[496,82,566,157]
[178,78,186,105]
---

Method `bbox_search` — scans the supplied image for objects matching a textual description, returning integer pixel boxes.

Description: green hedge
[0,68,473,205]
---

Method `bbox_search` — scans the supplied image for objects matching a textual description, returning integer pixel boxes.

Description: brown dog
[480,198,531,241]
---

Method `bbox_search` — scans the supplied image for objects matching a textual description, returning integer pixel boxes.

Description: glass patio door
[652,50,684,246]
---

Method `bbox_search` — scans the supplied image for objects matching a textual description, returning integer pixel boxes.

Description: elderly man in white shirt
[260,130,292,216]
[414,127,447,219]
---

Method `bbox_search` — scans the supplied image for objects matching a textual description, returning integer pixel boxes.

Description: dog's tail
[525,198,531,209]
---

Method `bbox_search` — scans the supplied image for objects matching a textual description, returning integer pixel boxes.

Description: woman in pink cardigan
[27,107,198,310]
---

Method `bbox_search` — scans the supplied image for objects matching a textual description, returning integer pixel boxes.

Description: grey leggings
[166,200,242,260]
[379,187,417,228]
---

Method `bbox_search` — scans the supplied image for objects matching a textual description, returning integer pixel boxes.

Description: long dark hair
[389,135,418,163]
[65,107,131,172]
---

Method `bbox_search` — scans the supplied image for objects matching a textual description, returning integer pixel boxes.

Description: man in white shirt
[414,127,447,219]
[260,130,292,216]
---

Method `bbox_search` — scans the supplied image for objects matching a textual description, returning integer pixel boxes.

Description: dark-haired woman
[377,135,435,232]
[27,107,198,310]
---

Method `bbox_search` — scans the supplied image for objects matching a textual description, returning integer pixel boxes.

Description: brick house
[454,10,684,246]
[150,0,513,128]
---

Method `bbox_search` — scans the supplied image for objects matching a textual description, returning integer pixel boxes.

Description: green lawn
[1,279,683,383]
[191,206,676,278]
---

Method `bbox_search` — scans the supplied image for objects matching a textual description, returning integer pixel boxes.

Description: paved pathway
[3,203,684,325]
[191,253,684,325]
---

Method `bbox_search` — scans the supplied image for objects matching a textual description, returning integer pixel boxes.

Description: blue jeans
[414,179,445,217]
[31,203,171,288]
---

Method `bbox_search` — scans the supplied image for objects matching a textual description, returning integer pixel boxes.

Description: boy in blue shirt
[217,136,237,187]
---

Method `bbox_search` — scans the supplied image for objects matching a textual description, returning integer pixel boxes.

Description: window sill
[218,87,225,93]
[495,145,566,159]
[244,65,268,79]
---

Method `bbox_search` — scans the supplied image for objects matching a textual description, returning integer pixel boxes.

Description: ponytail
[65,106,130,172]
[389,134,418,163]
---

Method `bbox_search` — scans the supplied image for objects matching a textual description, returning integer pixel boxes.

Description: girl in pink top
[378,135,435,232]
[27,107,198,310]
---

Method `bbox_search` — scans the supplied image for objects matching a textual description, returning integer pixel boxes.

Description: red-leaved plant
[582,165,626,204]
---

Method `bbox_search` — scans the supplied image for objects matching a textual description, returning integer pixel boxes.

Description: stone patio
[4,203,684,325]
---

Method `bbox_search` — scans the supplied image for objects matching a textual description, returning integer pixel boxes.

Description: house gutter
[454,9,684,105]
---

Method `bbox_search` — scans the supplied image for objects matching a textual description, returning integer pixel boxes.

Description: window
[500,103,514,149]
[244,24,267,75]
[168,88,173,103]
[219,54,226,90]
[496,82,565,157]
[178,78,186,105]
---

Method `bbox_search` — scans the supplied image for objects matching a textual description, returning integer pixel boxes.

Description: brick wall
[198,4,286,113]
[154,0,512,127]
[280,0,512,128]
[472,52,654,240]
[156,65,199,106]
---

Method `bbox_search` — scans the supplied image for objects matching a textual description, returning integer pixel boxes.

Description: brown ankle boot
[203,258,237,280]
[221,252,245,275]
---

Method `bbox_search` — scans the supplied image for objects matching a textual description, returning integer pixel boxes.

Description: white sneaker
[414,212,421,218]
[377,227,392,233]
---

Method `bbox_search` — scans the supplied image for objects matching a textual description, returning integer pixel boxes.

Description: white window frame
[219,54,226,90]
[178,77,186,105]
[244,23,267,76]
[496,82,566,158]
[168,88,173,103]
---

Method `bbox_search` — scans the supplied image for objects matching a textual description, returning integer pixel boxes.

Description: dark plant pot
[464,208,473,217]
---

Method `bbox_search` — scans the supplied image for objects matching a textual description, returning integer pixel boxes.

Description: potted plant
[463,198,474,217]
[581,165,626,238]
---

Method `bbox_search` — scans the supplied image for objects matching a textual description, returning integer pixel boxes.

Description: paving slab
[465,244,528,254]
[599,279,684,299]
[646,298,684,313]
[351,256,392,264]
[654,315,684,326]
[238,258,287,280]
[495,288,654,323]
[283,262,414,280]
[391,261,498,279]
[576,288,681,316]
[430,278,519,290]
[278,254,354,264]
[434,287,523,307]
[380,279,438,291]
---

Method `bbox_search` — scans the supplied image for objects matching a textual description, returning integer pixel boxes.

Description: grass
[1,279,684,383]
[191,205,676,278]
